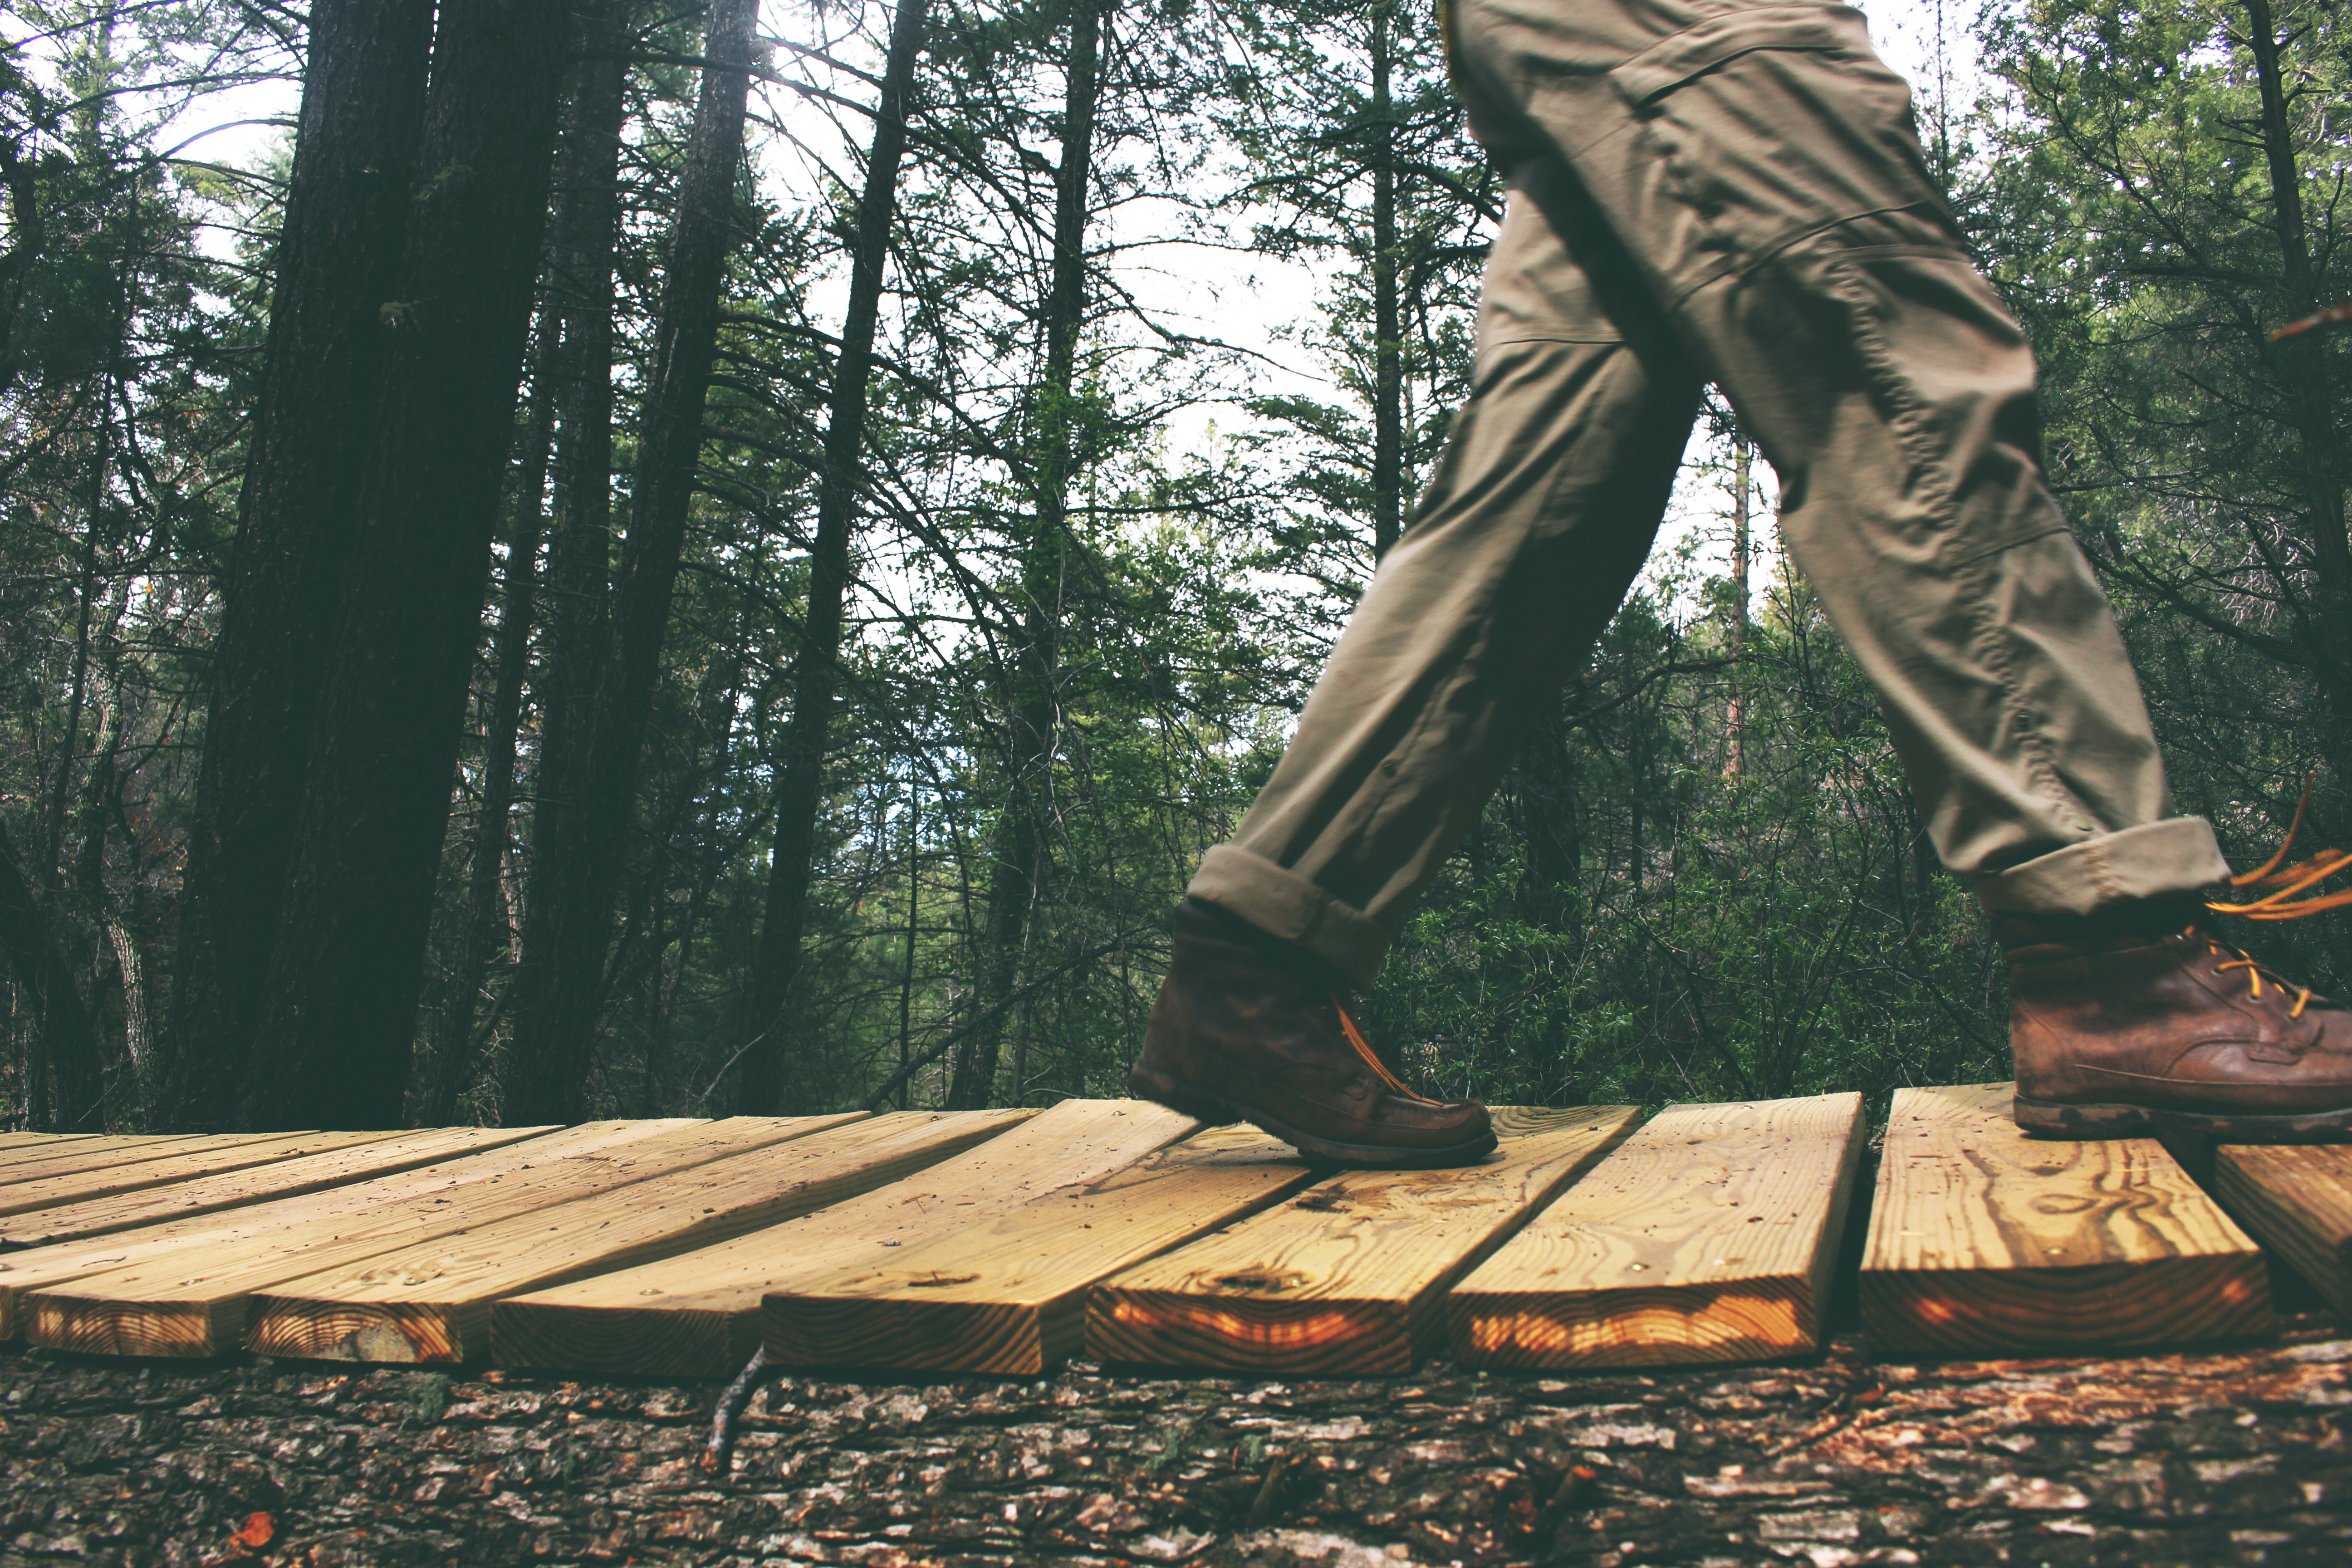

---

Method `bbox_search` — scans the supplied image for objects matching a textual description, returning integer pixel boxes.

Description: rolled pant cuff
[1187,844,1389,990]
[1971,817,2230,916]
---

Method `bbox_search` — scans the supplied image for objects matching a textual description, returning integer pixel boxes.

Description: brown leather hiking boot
[2003,896,2352,1140]
[1128,899,1496,1168]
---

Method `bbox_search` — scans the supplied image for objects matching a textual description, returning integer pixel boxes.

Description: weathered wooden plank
[0,1132,101,1161]
[0,1121,680,1340]
[0,1133,261,1184]
[0,1130,402,1219]
[763,1124,1311,1376]
[1448,1093,1865,1369]
[1087,1106,1641,1374]
[494,1098,1198,1377]
[1860,1083,2271,1353]
[0,1124,549,1250]
[19,1115,859,1357]
[2216,1146,2352,1319]
[247,1109,1029,1364]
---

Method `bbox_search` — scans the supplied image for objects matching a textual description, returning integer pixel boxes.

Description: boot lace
[1332,995,1440,1106]
[2200,774,2346,1015]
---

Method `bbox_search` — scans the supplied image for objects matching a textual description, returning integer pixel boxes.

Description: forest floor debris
[6,1311,2352,1566]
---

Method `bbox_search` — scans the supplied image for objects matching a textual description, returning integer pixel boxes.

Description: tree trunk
[473,28,633,1127]
[504,0,761,1124]
[739,0,933,1116]
[235,0,573,1130]
[159,0,436,1131]
[421,291,564,1127]
[1368,0,1402,560]
[0,815,100,1129]
[948,0,1107,1110]
[2244,0,2352,755]
[1725,436,1750,781]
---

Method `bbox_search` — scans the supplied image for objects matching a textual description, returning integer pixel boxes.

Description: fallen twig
[702,1348,773,1475]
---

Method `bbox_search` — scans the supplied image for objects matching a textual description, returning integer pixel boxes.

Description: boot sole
[1127,1063,1499,1171]
[2015,1094,2352,1142]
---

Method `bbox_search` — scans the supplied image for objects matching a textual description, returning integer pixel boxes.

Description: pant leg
[1446,0,2228,917]
[1189,157,1702,988]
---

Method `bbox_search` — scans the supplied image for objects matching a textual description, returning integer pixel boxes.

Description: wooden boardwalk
[0,1084,2327,1375]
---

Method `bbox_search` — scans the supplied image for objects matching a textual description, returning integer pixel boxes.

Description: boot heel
[1126,1063,1242,1126]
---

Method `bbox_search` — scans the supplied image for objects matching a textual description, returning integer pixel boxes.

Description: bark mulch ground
[7,1308,2352,1568]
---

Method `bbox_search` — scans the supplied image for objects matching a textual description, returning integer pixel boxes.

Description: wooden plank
[0,1120,687,1340]
[0,1132,101,1161]
[763,1123,1312,1376]
[18,1115,859,1357]
[0,1130,403,1219]
[1086,1106,1641,1374]
[1860,1083,2271,1353]
[0,1124,549,1250]
[2216,1146,2352,1318]
[494,1098,1200,1377]
[1448,1093,1865,1369]
[0,1133,249,1183]
[246,1109,1030,1363]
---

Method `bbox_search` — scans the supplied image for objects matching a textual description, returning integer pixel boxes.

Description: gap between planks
[1861,1083,2270,1353]
[244,1109,1030,1363]
[1450,1093,1865,1369]
[762,1122,1313,1376]
[15,1116,857,1356]
[492,1097,1203,1377]
[1088,1106,1640,1374]
[0,1124,553,1250]
[0,1130,405,1219]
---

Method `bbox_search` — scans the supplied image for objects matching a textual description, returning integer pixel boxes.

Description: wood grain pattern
[0,1121,693,1341]
[0,1125,549,1250]
[18,1116,855,1357]
[0,1130,401,1219]
[492,1098,1197,1377]
[763,1125,1311,1376]
[0,1132,103,1162]
[1087,1107,1641,1374]
[0,1133,274,1185]
[246,1110,1028,1363]
[1861,1083,2271,1353]
[2216,1146,2352,1318]
[1448,1094,1865,1369]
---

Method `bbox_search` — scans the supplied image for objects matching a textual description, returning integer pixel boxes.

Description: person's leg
[1187,157,1701,989]
[1132,156,1702,1166]
[1446,0,2352,1137]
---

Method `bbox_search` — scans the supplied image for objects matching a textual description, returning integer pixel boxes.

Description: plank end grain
[1448,1093,1865,1371]
[1861,1083,2272,1354]
[2215,1144,2352,1320]
[1085,1106,1641,1375]
[26,1289,244,1359]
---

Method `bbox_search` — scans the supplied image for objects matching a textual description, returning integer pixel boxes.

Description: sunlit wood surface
[1862,1083,2270,1352]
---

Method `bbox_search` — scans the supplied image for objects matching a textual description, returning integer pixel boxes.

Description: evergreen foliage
[0,0,2341,1128]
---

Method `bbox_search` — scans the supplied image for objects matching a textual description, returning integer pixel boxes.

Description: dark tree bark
[948,0,1108,1110]
[158,0,435,1131]
[504,0,762,1124]
[231,0,574,1130]
[494,21,633,1125]
[738,0,934,1117]
[1368,0,1402,560]
[2243,0,2352,747]
[420,291,564,1128]
[0,816,100,1129]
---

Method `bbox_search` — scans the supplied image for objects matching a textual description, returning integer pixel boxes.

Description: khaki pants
[1190,0,2228,989]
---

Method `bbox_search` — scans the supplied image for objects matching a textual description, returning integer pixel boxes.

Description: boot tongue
[1991,894,2209,958]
